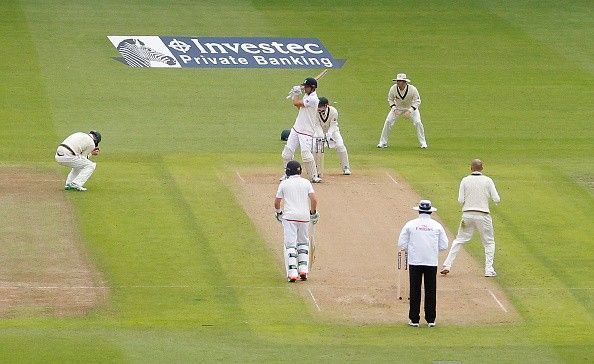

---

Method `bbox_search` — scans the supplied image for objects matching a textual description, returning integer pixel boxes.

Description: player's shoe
[440,267,450,275]
[377,143,388,148]
[343,167,351,175]
[70,183,87,191]
[64,183,74,190]
[408,321,419,327]
[484,271,497,277]
[287,275,298,282]
[427,322,436,328]
[311,176,322,183]
[299,272,308,281]
[420,144,428,149]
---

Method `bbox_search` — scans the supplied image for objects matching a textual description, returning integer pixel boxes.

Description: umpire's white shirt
[293,91,319,136]
[398,214,449,266]
[276,175,314,222]
[459,172,500,213]
[58,132,95,157]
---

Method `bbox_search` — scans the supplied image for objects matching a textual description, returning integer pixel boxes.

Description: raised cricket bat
[285,69,329,98]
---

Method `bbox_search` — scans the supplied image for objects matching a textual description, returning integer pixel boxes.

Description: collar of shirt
[471,172,483,175]
[418,214,432,219]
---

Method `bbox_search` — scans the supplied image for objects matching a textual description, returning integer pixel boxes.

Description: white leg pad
[297,242,309,274]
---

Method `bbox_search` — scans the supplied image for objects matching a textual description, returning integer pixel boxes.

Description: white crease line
[488,289,508,313]
[307,288,321,312]
[385,171,398,185]
[235,171,245,183]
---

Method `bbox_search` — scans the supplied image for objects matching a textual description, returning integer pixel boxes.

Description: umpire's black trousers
[408,265,437,324]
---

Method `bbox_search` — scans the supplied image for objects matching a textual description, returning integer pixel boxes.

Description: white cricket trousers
[55,153,96,187]
[379,108,427,147]
[282,129,318,181]
[442,211,496,274]
[282,219,310,278]
[327,130,350,169]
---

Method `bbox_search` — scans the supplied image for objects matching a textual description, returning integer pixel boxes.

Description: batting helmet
[285,160,302,176]
[301,77,317,87]
[89,130,101,146]
[318,97,329,107]
[280,129,291,141]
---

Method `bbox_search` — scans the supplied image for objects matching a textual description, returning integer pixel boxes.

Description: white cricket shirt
[292,91,319,136]
[317,105,339,135]
[398,214,449,266]
[388,83,421,111]
[59,132,95,157]
[458,172,501,213]
[275,175,314,222]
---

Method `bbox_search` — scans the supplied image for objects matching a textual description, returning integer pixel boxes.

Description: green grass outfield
[1,0,592,362]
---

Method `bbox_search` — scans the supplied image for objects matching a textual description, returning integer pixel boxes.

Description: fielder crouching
[55,130,101,191]
[315,97,351,176]
[274,160,319,282]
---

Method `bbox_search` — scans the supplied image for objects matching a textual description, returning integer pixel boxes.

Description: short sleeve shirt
[275,175,314,221]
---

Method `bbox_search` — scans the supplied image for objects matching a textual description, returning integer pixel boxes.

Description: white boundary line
[385,171,398,185]
[235,171,245,183]
[488,289,508,313]
[307,288,321,311]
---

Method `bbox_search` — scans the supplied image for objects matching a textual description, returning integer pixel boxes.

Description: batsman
[281,75,324,183]
[274,161,319,282]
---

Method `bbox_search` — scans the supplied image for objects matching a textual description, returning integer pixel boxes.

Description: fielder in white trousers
[55,131,101,191]
[379,108,427,148]
[441,160,500,277]
[55,152,96,187]
[442,212,496,275]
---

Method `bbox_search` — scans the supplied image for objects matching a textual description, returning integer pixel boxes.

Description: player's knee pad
[282,146,294,161]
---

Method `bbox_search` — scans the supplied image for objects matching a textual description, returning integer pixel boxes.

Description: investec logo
[108,36,345,68]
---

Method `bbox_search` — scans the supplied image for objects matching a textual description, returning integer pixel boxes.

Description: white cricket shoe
[440,267,450,275]
[69,183,87,191]
[420,144,428,149]
[311,176,322,183]
[343,167,351,175]
[377,143,388,148]
[408,321,419,327]
[428,322,436,328]
[484,271,497,277]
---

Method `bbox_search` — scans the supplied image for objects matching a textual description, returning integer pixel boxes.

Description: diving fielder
[274,160,319,282]
[315,97,351,176]
[281,77,323,183]
[55,131,101,191]
[377,73,427,149]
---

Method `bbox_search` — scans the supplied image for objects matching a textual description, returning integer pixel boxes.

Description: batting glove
[310,210,320,225]
[275,210,283,223]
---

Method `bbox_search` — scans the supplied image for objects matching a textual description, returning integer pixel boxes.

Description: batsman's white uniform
[55,132,97,188]
[276,175,314,279]
[282,91,322,182]
[442,172,501,276]
[317,105,350,174]
[378,83,427,148]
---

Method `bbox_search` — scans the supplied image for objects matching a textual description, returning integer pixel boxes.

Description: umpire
[398,200,448,327]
